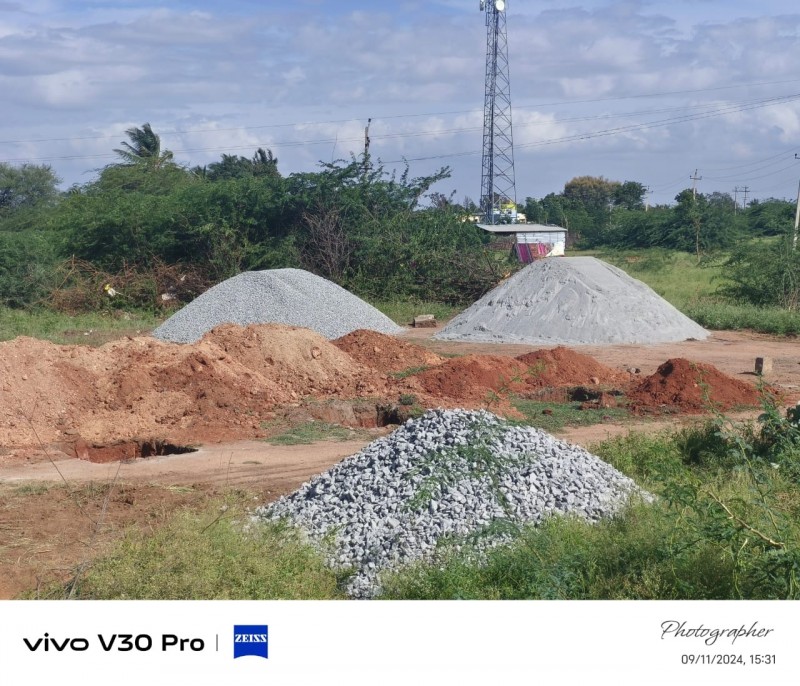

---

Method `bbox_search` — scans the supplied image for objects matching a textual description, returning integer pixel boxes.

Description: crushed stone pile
[434,257,709,345]
[630,358,762,412]
[153,268,403,344]
[257,409,648,598]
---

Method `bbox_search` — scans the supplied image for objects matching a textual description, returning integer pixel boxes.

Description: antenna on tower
[480,0,515,224]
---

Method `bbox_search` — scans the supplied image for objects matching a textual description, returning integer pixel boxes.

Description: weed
[37,495,343,600]
[512,397,629,432]
[391,366,430,380]
[404,418,524,513]
[0,305,161,344]
[12,482,53,496]
[265,421,368,446]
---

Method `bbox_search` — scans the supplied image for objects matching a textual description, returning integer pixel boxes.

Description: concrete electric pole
[690,169,702,200]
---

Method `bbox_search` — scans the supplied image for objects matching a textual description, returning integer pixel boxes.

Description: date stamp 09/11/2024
[660,619,778,668]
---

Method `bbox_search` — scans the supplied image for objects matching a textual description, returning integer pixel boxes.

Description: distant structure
[476,0,567,258]
[477,223,567,262]
[479,0,516,224]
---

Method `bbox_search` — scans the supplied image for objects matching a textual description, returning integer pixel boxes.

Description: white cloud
[1,1,800,204]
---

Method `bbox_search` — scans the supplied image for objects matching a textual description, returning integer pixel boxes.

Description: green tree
[563,176,620,213]
[0,230,60,307]
[665,189,743,256]
[606,206,671,248]
[0,163,61,218]
[562,176,622,245]
[612,181,646,210]
[202,148,280,181]
[721,235,800,309]
[113,123,174,169]
[746,198,795,236]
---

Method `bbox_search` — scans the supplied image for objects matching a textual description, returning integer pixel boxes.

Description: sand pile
[153,268,402,343]
[434,257,709,345]
[629,358,761,411]
[333,329,444,373]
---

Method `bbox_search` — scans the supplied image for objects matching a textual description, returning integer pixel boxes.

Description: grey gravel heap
[256,409,649,598]
[152,268,403,343]
[434,256,709,345]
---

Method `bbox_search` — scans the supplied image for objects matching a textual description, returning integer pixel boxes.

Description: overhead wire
[1,76,799,147]
[4,91,797,165]
[381,93,800,163]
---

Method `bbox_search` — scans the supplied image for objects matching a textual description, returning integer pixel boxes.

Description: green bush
[0,230,61,308]
[719,236,800,310]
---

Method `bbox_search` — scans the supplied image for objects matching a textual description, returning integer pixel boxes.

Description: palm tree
[113,123,174,168]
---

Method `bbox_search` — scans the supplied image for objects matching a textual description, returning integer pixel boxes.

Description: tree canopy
[113,123,174,169]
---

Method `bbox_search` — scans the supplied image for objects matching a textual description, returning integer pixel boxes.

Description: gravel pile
[256,409,648,598]
[153,268,403,343]
[434,256,709,345]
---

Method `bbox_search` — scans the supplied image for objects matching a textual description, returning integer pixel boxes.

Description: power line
[382,93,800,164]
[2,76,800,147]
[3,88,800,183]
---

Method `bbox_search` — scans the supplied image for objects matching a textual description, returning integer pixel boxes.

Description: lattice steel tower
[480,0,516,224]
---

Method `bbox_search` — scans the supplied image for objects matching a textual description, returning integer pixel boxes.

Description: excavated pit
[67,439,198,464]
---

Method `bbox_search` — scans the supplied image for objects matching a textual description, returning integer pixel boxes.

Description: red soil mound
[515,346,627,388]
[333,329,443,373]
[412,355,528,403]
[629,358,761,412]
[0,324,389,449]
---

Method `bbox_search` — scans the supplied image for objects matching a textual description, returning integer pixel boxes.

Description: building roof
[477,223,567,234]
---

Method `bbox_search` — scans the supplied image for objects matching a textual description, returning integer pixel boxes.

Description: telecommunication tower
[479,0,516,224]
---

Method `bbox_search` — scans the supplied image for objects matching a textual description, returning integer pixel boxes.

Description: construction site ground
[1,325,797,598]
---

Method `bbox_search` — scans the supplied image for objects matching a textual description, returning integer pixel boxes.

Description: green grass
[391,366,431,379]
[570,248,800,335]
[684,300,800,335]
[380,503,714,600]
[10,482,54,496]
[370,299,461,326]
[383,411,800,600]
[0,306,162,344]
[512,397,630,432]
[569,248,721,309]
[264,421,370,445]
[41,495,343,600]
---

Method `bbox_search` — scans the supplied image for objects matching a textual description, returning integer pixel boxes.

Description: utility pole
[644,185,651,212]
[793,179,800,251]
[794,154,800,251]
[363,118,372,174]
[480,0,515,224]
[690,169,702,200]
[733,186,739,213]
[741,186,750,210]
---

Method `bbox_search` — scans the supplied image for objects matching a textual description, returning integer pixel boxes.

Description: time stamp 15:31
[681,654,776,666]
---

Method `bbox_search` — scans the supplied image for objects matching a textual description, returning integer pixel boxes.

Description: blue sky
[2,0,800,206]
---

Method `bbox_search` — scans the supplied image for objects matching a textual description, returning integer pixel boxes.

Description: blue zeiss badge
[233,625,268,659]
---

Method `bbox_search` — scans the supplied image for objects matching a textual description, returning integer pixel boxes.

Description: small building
[477,223,567,263]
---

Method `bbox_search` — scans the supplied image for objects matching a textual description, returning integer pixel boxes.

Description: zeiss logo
[233,625,268,659]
